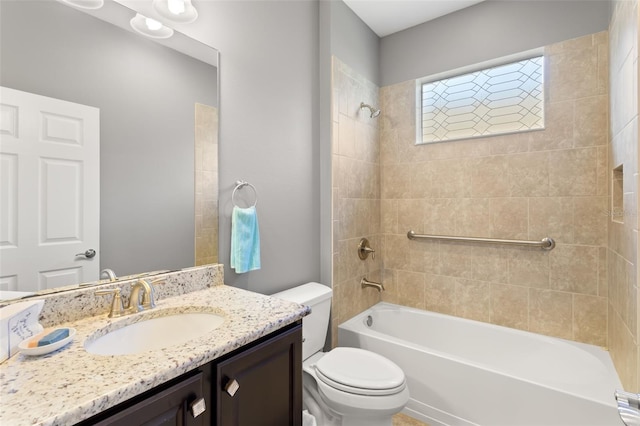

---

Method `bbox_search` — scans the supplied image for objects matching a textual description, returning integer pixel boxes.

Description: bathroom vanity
[78,322,302,426]
[0,265,308,426]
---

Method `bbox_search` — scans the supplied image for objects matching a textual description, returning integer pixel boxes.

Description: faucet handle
[149,278,165,301]
[95,288,125,318]
[358,238,376,260]
[364,246,376,260]
[150,278,165,286]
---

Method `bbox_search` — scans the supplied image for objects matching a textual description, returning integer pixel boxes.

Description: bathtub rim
[338,301,622,408]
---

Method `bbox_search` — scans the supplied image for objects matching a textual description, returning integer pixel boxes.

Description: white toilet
[273,282,410,426]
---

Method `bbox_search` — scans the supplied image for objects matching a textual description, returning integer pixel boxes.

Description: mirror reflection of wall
[0,0,218,297]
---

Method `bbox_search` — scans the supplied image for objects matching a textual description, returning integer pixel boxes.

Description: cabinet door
[216,324,302,426]
[90,372,208,426]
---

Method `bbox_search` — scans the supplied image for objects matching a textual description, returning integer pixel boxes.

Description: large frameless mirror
[0,0,219,301]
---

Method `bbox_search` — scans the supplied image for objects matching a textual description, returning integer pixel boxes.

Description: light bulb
[152,0,198,23]
[130,13,174,39]
[145,17,163,31]
[167,0,185,15]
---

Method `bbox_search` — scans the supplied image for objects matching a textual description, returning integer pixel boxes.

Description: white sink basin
[84,312,225,356]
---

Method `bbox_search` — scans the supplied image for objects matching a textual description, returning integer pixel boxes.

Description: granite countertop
[0,285,309,426]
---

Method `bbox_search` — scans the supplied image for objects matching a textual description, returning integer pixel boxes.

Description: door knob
[76,249,96,259]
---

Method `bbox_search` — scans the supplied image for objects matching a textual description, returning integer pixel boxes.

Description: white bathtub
[338,302,624,426]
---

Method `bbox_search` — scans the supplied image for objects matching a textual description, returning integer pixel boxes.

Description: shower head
[360,102,381,118]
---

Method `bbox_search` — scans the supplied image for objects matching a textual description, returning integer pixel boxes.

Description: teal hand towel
[230,206,261,273]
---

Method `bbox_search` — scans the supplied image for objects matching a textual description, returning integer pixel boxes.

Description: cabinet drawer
[87,371,209,426]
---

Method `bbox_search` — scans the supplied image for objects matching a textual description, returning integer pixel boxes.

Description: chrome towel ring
[232,180,258,207]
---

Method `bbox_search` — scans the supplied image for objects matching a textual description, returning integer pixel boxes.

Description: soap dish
[19,328,76,356]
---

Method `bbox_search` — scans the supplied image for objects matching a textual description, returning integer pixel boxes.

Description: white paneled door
[0,86,99,292]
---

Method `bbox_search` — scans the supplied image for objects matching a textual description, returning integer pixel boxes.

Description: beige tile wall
[379,32,610,347]
[330,57,382,346]
[195,103,219,266]
[608,0,639,391]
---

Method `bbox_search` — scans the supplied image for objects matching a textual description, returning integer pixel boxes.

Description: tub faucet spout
[361,277,384,292]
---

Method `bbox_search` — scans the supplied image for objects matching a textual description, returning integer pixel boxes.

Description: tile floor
[392,413,429,426]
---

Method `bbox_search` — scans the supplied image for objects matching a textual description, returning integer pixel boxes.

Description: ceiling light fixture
[168,0,185,15]
[58,0,104,10]
[152,0,198,24]
[130,13,174,39]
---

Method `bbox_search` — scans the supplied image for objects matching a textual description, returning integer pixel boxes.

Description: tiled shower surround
[608,0,639,391]
[378,32,609,347]
[331,57,383,344]
[331,32,613,348]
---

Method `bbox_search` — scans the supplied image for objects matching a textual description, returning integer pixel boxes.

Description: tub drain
[366,315,373,327]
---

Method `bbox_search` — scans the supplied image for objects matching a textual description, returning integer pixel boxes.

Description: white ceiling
[342,0,487,37]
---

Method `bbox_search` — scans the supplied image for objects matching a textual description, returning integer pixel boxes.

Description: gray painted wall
[186,0,321,294]
[319,1,333,288]
[380,0,611,86]
[0,1,217,278]
[318,0,380,286]
[328,0,381,86]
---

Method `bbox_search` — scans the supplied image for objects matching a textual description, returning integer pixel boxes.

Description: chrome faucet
[361,277,384,292]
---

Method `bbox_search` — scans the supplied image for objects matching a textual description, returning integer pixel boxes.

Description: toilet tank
[272,282,332,360]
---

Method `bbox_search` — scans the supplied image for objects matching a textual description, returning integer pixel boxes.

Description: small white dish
[19,328,76,356]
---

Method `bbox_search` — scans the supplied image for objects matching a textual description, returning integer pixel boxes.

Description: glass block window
[420,56,544,143]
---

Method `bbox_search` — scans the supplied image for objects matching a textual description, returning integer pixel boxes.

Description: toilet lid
[315,347,406,396]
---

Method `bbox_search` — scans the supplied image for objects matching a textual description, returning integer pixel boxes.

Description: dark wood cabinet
[79,368,211,426]
[77,321,302,426]
[215,322,302,426]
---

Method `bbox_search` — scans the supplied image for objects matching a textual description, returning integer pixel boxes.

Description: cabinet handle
[190,397,207,418]
[224,378,240,397]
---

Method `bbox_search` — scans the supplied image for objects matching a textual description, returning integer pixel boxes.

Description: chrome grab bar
[406,230,555,251]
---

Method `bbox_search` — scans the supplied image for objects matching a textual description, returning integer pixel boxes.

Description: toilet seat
[314,347,406,396]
